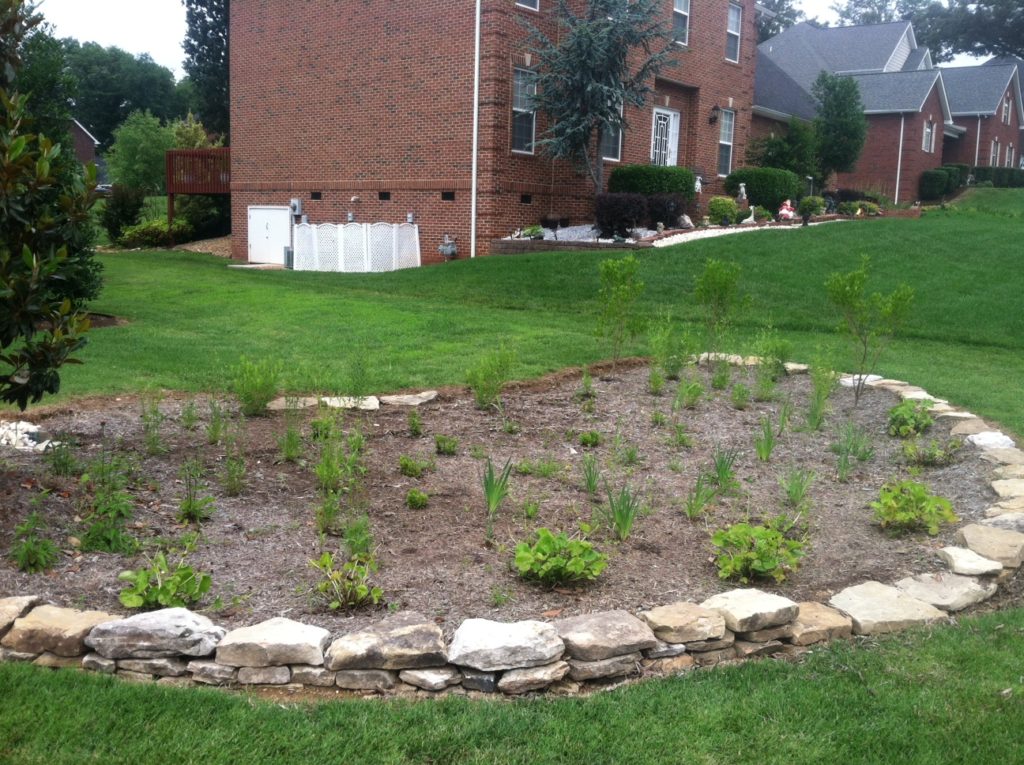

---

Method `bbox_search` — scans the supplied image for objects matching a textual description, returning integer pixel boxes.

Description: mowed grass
[1,608,1023,765]
[56,188,1024,436]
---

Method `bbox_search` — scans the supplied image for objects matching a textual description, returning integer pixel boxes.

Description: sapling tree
[597,254,645,372]
[693,258,743,354]
[825,256,914,405]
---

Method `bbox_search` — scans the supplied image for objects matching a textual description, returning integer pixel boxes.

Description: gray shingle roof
[754,51,819,121]
[941,65,1017,115]
[849,70,941,114]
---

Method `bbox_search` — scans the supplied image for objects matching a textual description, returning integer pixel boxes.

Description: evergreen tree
[812,72,867,180]
[183,0,229,140]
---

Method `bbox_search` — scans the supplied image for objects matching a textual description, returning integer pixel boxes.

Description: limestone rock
[643,639,688,659]
[266,396,319,411]
[83,653,117,674]
[553,611,657,661]
[460,668,498,693]
[982,513,1024,534]
[685,630,736,652]
[692,647,737,666]
[216,617,330,667]
[969,432,1016,450]
[955,524,1024,568]
[319,395,380,411]
[85,608,225,659]
[700,589,799,632]
[566,652,640,681]
[994,465,1024,480]
[335,669,397,691]
[895,572,997,612]
[784,362,809,374]
[828,581,945,635]
[324,611,445,670]
[733,640,785,658]
[1,605,116,657]
[950,419,991,436]
[0,648,37,662]
[157,677,193,689]
[991,479,1024,499]
[840,374,883,388]
[399,667,462,691]
[0,596,41,639]
[644,654,695,675]
[117,657,189,677]
[639,602,726,643]
[938,546,1003,576]
[788,602,853,646]
[291,666,337,686]
[187,659,236,685]
[979,448,1024,466]
[736,625,793,642]
[379,391,438,407]
[238,666,291,685]
[33,652,83,669]
[992,496,1024,513]
[117,670,155,683]
[497,661,569,694]
[447,619,563,672]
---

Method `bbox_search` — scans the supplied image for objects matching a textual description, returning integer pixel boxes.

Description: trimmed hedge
[940,165,961,193]
[724,167,801,212]
[594,193,647,237]
[919,169,948,201]
[645,193,687,229]
[608,165,696,200]
[101,186,146,243]
[972,166,1024,187]
[118,219,195,249]
[707,196,739,225]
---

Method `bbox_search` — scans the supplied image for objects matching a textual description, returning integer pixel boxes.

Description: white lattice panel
[292,223,316,271]
[369,223,397,272]
[290,222,420,273]
[395,224,421,269]
[316,224,340,272]
[342,223,366,272]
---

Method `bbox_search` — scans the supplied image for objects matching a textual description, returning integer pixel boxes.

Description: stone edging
[2,364,1022,698]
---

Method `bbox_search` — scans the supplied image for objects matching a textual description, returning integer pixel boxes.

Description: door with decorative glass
[650,108,680,166]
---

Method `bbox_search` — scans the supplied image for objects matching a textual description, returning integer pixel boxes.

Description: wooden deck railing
[165,148,231,195]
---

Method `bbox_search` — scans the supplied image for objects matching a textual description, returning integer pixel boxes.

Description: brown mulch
[173,236,232,259]
[0,363,1012,639]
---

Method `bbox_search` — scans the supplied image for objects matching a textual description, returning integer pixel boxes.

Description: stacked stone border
[2,362,1023,698]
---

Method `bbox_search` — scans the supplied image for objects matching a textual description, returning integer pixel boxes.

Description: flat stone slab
[736,624,793,642]
[643,639,688,659]
[83,653,117,674]
[85,608,225,659]
[0,596,41,638]
[685,631,736,652]
[319,395,380,411]
[1,605,116,657]
[216,617,331,667]
[399,667,462,691]
[187,659,236,685]
[979,448,1024,466]
[994,465,1024,480]
[991,479,1024,499]
[955,524,1024,568]
[981,513,1024,534]
[335,669,397,691]
[934,410,978,420]
[700,589,799,632]
[950,419,992,436]
[379,391,438,407]
[290,666,336,687]
[325,611,445,670]
[938,546,1003,576]
[839,374,883,388]
[783,362,809,374]
[828,581,945,635]
[118,657,189,677]
[639,602,726,643]
[734,640,786,658]
[238,666,291,685]
[969,432,1016,450]
[895,572,997,612]
[788,602,853,646]
[988,497,1024,515]
[566,652,641,681]
[266,396,319,411]
[553,610,657,661]
[33,652,84,669]
[497,661,569,694]
[448,619,563,672]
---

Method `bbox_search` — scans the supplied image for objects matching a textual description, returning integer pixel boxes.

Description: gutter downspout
[894,114,905,205]
[974,115,982,166]
[470,0,482,259]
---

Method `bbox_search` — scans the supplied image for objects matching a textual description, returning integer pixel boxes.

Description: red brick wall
[69,122,96,166]
[943,82,1022,168]
[230,0,757,263]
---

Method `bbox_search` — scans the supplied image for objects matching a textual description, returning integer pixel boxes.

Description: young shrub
[575,367,596,401]
[710,447,740,495]
[711,519,806,584]
[179,399,199,431]
[398,455,433,478]
[117,218,194,248]
[11,511,60,573]
[118,543,212,609]
[581,453,601,496]
[307,551,383,610]
[514,528,607,584]
[140,391,167,456]
[724,167,801,212]
[648,367,665,396]
[669,422,693,448]
[315,491,343,536]
[831,422,874,481]
[797,195,825,219]
[206,399,226,445]
[711,360,731,390]
[825,256,914,405]
[407,409,423,438]
[597,254,645,370]
[406,489,429,510]
[888,399,934,438]
[278,419,304,463]
[482,457,513,540]
[79,448,138,555]
[466,345,515,410]
[222,433,247,497]
[805,364,838,431]
[650,410,668,427]
[870,479,957,535]
[648,313,692,380]
[594,193,648,237]
[579,430,602,448]
[177,458,216,524]
[693,258,743,352]
[434,434,459,456]
[754,416,775,462]
[597,482,643,541]
[674,378,704,410]
[607,164,696,198]
[731,383,751,410]
[754,325,792,401]
[100,185,146,243]
[779,468,815,512]
[707,196,739,225]
[919,169,948,201]
[902,437,963,467]
[232,357,284,416]
[43,439,78,478]
[342,514,374,557]
[683,473,717,520]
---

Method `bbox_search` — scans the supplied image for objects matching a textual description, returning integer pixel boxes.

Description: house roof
[849,70,946,115]
[71,119,100,146]
[984,55,1024,70]
[941,64,1023,119]
[753,51,819,121]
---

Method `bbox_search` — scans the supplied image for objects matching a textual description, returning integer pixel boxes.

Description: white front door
[247,206,291,265]
[650,108,680,166]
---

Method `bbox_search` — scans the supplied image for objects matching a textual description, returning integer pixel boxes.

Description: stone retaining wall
[2,372,1023,698]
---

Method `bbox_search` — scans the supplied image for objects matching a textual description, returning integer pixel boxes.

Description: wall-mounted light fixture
[406,212,415,223]
[709,105,721,125]
[347,211,355,223]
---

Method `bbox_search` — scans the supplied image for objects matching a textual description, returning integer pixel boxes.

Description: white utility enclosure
[247,206,291,265]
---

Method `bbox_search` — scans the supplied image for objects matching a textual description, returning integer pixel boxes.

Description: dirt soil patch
[0,362,1011,638]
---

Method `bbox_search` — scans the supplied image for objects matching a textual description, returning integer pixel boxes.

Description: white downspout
[894,114,905,204]
[974,115,981,166]
[470,0,482,259]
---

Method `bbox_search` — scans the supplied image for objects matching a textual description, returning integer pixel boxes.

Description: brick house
[69,119,99,166]
[940,64,1023,170]
[229,0,758,264]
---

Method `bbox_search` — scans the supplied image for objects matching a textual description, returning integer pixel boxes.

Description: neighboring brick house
[229,0,758,263]
[940,64,1023,170]
[69,119,99,166]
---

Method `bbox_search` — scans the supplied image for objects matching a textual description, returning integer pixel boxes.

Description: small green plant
[398,455,433,478]
[888,399,934,438]
[754,416,776,462]
[576,367,596,401]
[177,458,216,523]
[501,416,521,435]
[668,458,683,473]
[140,391,167,455]
[870,479,957,535]
[754,326,792,401]
[711,518,806,584]
[233,357,283,416]
[406,489,429,509]
[669,423,693,448]
[779,467,815,511]
[615,440,641,467]
[43,439,78,477]
[597,482,643,541]
[342,514,374,557]
[310,414,335,441]
[179,399,199,431]
[118,541,212,609]
[79,446,138,554]
[777,398,793,435]
[731,383,751,410]
[435,434,459,456]
[825,255,914,405]
[490,587,513,607]
[831,422,875,462]
[648,313,692,380]
[694,258,743,352]
[710,447,740,494]
[683,473,717,520]
[805,365,838,431]
[902,437,963,467]
[648,368,665,396]
[308,551,383,610]
[222,432,246,497]
[650,411,668,427]
[581,453,601,496]
[711,360,731,390]
[514,528,607,584]
[674,378,704,411]
[579,430,602,448]
[470,445,487,460]
[482,457,513,539]
[11,511,59,573]
[597,254,645,371]
[407,409,423,438]
[278,421,303,463]
[466,345,515,410]
[514,457,562,478]
[206,399,226,445]
[707,196,740,226]
[522,500,541,520]
[315,492,343,536]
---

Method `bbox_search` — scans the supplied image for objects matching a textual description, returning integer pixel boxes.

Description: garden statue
[778,199,796,221]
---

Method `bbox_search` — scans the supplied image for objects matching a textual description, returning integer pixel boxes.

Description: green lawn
[3,189,1023,763]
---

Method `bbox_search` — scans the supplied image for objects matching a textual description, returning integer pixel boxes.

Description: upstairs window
[673,0,690,46]
[1003,97,1013,125]
[990,139,1000,166]
[717,108,735,176]
[922,120,935,153]
[515,0,539,10]
[512,69,536,154]
[726,3,742,63]
[601,102,623,162]
[1006,145,1015,168]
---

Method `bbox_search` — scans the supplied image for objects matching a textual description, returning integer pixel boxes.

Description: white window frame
[726,3,742,63]
[1006,144,1014,168]
[650,107,680,166]
[511,68,536,155]
[717,108,736,176]
[673,0,690,46]
[1003,97,1012,125]
[922,120,935,153]
[515,0,539,10]
[990,139,1000,166]
[601,102,623,162]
